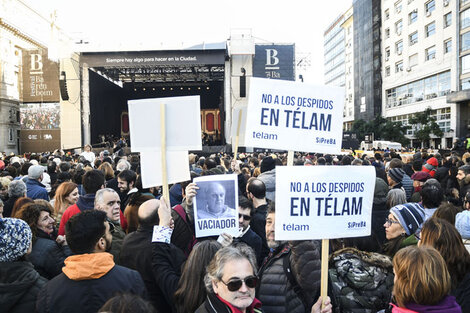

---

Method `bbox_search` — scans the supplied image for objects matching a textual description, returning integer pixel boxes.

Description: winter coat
[36,252,146,313]
[391,295,461,312]
[195,292,263,313]
[250,203,270,264]
[171,203,196,256]
[109,220,125,264]
[257,169,276,202]
[236,227,262,265]
[452,272,470,313]
[3,195,19,217]
[0,261,47,313]
[459,175,470,203]
[372,178,389,244]
[151,241,187,313]
[27,229,72,279]
[257,241,321,313]
[26,179,49,201]
[401,174,413,201]
[329,247,394,313]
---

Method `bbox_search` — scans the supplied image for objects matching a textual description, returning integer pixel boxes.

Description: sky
[24,0,352,84]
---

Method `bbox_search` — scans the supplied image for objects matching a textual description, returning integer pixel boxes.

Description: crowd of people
[0,147,469,313]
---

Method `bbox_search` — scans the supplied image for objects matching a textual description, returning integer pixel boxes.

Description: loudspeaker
[59,71,69,101]
[240,75,246,98]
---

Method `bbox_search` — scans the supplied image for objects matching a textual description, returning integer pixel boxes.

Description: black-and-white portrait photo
[196,180,236,219]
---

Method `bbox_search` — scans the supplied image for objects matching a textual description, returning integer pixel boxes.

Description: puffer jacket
[329,247,394,313]
[257,241,321,313]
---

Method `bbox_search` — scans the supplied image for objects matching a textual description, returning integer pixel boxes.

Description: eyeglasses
[220,275,258,292]
[384,218,400,227]
[239,213,251,221]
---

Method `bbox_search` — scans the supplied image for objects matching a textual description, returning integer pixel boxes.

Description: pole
[160,103,169,200]
[233,109,243,159]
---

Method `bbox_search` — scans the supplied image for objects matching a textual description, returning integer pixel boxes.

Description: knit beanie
[390,203,425,236]
[455,211,470,240]
[260,156,276,173]
[422,157,438,177]
[0,218,32,262]
[388,168,405,183]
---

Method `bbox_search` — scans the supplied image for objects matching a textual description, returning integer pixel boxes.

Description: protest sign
[193,174,239,238]
[139,150,190,188]
[128,95,202,152]
[275,165,376,240]
[244,77,344,153]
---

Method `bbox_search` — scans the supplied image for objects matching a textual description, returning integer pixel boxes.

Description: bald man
[120,199,185,311]
[197,182,236,219]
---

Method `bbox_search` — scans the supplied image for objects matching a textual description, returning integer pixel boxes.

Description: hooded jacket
[391,295,462,313]
[36,252,146,313]
[0,261,47,313]
[329,248,394,313]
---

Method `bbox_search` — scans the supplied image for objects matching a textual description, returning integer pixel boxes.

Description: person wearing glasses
[235,196,262,265]
[383,203,425,257]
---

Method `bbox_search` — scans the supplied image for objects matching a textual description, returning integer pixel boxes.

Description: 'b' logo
[265,49,280,69]
[30,54,43,74]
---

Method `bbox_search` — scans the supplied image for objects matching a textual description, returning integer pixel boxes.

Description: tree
[351,116,410,145]
[408,107,443,145]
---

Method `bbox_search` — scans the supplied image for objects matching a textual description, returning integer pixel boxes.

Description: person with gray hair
[116,159,131,172]
[26,165,49,201]
[3,179,27,217]
[95,188,125,264]
[386,189,407,210]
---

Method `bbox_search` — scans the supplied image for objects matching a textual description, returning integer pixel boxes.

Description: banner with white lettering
[128,96,202,152]
[275,166,375,240]
[193,174,239,238]
[244,78,344,153]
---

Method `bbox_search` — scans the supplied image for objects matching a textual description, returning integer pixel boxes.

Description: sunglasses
[239,213,251,221]
[220,275,258,292]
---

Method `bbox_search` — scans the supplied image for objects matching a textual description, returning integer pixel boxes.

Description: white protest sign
[244,77,344,153]
[139,150,190,188]
[193,174,239,238]
[231,105,247,147]
[128,96,202,152]
[275,166,376,240]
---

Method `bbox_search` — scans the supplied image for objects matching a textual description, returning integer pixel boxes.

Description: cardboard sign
[193,174,239,238]
[244,78,344,153]
[139,150,190,188]
[275,166,376,240]
[128,96,202,152]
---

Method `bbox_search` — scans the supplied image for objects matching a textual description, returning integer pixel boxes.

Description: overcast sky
[25,0,352,84]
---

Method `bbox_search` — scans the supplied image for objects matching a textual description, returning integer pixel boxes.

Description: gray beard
[267,240,287,250]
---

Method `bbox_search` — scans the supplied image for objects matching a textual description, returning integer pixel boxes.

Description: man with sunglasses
[235,196,262,265]
[197,245,262,313]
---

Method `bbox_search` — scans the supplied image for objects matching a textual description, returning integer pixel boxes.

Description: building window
[385,28,390,38]
[425,0,435,14]
[462,54,470,74]
[462,78,470,90]
[409,31,418,45]
[462,8,470,29]
[444,12,452,28]
[8,129,14,143]
[426,21,436,37]
[395,0,402,13]
[385,47,391,59]
[426,46,436,60]
[385,9,390,20]
[444,39,452,53]
[409,10,418,24]
[395,20,403,34]
[409,53,418,67]
[396,40,403,54]
[396,61,404,72]
[386,66,391,76]
[462,32,470,51]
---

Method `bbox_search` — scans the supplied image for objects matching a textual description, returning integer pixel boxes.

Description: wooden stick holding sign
[160,103,170,201]
[233,109,243,160]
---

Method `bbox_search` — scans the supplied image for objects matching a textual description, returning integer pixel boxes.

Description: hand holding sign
[185,182,199,206]
[158,197,172,228]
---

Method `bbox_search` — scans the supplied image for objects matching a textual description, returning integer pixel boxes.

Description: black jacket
[195,293,263,313]
[236,228,263,265]
[27,229,72,279]
[121,225,179,313]
[257,241,321,313]
[452,271,470,313]
[151,241,187,313]
[3,195,19,217]
[0,261,48,313]
[36,261,146,313]
[250,203,270,264]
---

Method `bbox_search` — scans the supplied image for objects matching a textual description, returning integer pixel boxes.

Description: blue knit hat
[0,218,32,262]
[455,211,470,240]
[390,203,425,236]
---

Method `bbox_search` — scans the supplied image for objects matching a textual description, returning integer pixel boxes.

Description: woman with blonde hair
[99,162,115,181]
[392,245,461,312]
[52,182,78,225]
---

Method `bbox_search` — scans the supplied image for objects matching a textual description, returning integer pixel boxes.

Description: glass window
[425,75,438,98]
[396,61,404,72]
[462,8,470,29]
[409,31,418,45]
[461,78,470,91]
[426,22,436,37]
[396,40,403,54]
[462,32,470,51]
[396,20,403,34]
[425,0,435,14]
[385,28,390,38]
[386,66,391,76]
[409,53,418,67]
[395,0,402,13]
[426,46,436,61]
[462,54,470,74]
[386,47,391,58]
[438,71,450,95]
[409,10,418,24]
[444,39,452,53]
[385,9,390,20]
[444,12,452,28]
